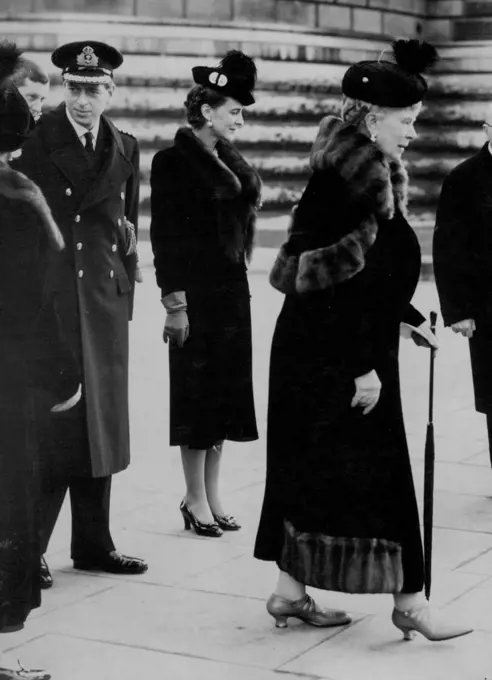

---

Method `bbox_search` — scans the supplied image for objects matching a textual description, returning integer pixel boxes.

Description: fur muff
[270,115,409,295]
[174,127,262,262]
[0,163,64,251]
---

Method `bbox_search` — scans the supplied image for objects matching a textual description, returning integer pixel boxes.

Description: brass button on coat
[76,242,83,251]
[66,188,72,196]
[112,244,117,252]
[75,215,81,223]
[78,270,84,278]
[109,270,114,279]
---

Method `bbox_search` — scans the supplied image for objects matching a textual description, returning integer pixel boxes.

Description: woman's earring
[370,132,377,143]
[207,120,213,128]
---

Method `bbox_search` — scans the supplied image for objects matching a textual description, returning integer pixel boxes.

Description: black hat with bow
[192,50,257,106]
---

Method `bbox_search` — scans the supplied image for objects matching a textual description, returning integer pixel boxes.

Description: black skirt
[168,276,258,449]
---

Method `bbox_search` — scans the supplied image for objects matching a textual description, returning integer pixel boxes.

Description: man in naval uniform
[14,40,147,587]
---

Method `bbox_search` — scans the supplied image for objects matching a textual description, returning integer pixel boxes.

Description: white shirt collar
[488,142,492,156]
[65,106,100,145]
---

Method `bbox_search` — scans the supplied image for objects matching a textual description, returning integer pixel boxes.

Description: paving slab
[281,614,492,680]
[2,635,318,680]
[6,583,358,671]
[443,576,492,632]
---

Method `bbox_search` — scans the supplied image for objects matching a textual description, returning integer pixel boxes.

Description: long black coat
[434,144,492,413]
[150,127,261,449]
[13,103,140,477]
[0,164,70,631]
[254,117,425,595]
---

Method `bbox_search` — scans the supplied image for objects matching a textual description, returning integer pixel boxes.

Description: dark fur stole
[0,163,64,251]
[270,115,409,295]
[174,126,262,262]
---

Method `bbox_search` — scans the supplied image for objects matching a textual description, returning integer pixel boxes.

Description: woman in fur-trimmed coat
[150,51,261,537]
[253,40,473,642]
[0,123,73,638]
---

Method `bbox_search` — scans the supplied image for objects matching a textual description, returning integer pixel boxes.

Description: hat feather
[391,39,438,75]
[218,50,257,90]
[0,40,23,87]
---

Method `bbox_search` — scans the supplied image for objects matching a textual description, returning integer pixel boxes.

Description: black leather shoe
[73,550,148,574]
[213,513,241,531]
[180,500,223,537]
[40,556,53,590]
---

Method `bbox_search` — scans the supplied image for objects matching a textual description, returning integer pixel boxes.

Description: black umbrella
[423,310,438,600]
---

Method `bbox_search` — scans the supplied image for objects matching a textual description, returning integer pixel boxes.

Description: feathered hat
[192,50,257,106]
[0,40,32,152]
[342,39,439,108]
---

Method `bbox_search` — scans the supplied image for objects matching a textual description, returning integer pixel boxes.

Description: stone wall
[0,0,428,39]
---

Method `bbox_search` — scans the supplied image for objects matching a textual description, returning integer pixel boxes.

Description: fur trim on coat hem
[270,116,409,295]
[279,520,404,594]
[0,164,64,251]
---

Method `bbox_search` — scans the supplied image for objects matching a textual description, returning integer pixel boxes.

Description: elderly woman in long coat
[254,40,472,643]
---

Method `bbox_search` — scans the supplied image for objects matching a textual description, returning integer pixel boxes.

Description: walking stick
[423,310,438,600]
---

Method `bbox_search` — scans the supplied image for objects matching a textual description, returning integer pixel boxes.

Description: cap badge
[362,77,369,83]
[209,71,228,87]
[77,46,99,68]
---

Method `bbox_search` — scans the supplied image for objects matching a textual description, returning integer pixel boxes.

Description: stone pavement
[2,242,492,680]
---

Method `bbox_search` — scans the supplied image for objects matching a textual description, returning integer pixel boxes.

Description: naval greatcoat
[14,102,140,477]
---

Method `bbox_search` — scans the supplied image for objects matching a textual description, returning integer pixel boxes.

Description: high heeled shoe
[392,604,473,642]
[179,500,223,538]
[266,593,352,629]
[212,513,241,531]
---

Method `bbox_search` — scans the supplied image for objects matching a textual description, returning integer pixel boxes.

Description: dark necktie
[84,131,94,153]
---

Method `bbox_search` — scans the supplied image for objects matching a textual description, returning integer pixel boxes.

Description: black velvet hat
[52,40,123,84]
[0,41,32,153]
[342,40,438,108]
[192,50,257,106]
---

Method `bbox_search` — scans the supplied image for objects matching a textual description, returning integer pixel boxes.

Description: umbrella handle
[428,311,437,424]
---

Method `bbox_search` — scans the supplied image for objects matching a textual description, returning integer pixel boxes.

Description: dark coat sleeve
[150,149,194,296]
[277,170,423,379]
[122,134,140,320]
[433,168,480,326]
[0,197,79,402]
[402,304,426,328]
[280,172,389,378]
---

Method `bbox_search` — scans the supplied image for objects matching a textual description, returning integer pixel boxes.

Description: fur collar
[174,126,262,261]
[174,126,261,204]
[270,116,410,295]
[0,163,64,251]
[310,115,408,219]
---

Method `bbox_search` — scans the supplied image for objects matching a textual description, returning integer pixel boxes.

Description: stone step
[464,1,492,16]
[27,47,492,97]
[138,147,468,185]
[113,116,485,154]
[49,86,344,122]
[138,148,311,181]
[453,18,492,40]
[48,83,492,126]
[4,15,388,64]
[137,173,445,215]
